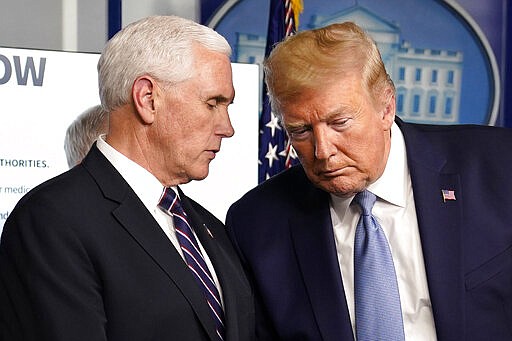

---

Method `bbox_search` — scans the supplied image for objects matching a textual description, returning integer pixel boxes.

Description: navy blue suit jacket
[0,145,255,341]
[226,119,512,340]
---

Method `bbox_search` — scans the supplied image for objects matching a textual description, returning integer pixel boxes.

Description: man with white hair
[1,16,255,341]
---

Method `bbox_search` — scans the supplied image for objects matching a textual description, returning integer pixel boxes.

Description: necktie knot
[158,187,186,218]
[354,190,376,216]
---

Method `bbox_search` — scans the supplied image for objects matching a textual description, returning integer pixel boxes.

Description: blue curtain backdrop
[201,0,226,24]
[505,3,511,128]
[108,0,122,39]
[106,0,222,37]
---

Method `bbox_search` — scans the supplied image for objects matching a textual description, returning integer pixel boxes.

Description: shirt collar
[367,122,408,208]
[96,135,174,212]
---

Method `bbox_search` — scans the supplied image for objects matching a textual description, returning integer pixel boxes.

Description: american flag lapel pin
[441,189,456,202]
[203,224,214,239]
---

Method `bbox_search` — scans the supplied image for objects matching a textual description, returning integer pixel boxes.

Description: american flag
[441,189,456,202]
[258,0,303,183]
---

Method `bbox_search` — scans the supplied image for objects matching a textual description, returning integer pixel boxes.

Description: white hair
[97,15,232,112]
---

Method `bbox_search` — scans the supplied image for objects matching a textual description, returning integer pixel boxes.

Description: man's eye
[206,101,218,109]
[289,128,310,140]
[331,118,350,129]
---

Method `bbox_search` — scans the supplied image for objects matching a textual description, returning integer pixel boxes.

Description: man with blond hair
[227,22,512,340]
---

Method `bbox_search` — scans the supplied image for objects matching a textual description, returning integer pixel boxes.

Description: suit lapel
[82,146,218,340]
[399,121,464,340]
[113,199,219,340]
[289,184,355,341]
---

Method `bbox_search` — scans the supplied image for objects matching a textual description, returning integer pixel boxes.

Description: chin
[190,169,210,181]
[316,178,365,197]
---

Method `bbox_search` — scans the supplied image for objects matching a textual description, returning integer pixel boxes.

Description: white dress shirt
[96,136,223,304]
[329,123,437,340]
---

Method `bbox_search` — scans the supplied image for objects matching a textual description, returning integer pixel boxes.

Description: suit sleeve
[0,198,107,341]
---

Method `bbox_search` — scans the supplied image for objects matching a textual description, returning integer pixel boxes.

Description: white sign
[0,47,259,233]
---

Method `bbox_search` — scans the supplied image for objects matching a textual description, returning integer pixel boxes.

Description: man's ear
[132,76,157,124]
[381,88,396,130]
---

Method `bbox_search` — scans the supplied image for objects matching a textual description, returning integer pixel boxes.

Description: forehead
[192,45,232,76]
[184,48,234,99]
[280,74,368,120]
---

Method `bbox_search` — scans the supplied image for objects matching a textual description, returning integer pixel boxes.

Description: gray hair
[98,15,232,112]
[64,105,108,168]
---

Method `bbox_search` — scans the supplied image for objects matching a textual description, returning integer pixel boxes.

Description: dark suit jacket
[0,145,255,341]
[226,119,512,340]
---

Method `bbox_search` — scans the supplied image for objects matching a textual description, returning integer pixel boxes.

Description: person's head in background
[64,104,108,168]
[97,15,235,187]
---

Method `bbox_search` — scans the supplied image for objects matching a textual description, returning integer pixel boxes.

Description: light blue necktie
[353,190,405,341]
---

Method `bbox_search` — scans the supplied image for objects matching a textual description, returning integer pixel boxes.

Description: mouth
[206,149,219,159]
[317,167,348,178]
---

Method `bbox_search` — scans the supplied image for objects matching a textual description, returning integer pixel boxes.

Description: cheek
[356,132,386,172]
[174,110,211,139]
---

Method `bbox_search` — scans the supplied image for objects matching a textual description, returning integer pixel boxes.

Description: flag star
[278,148,288,158]
[285,145,298,168]
[265,142,279,168]
[288,145,298,159]
[265,111,282,137]
[279,143,298,168]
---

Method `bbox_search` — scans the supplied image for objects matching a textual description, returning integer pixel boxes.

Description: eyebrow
[209,90,235,105]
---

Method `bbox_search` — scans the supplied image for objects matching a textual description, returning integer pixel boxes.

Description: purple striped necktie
[158,187,225,340]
